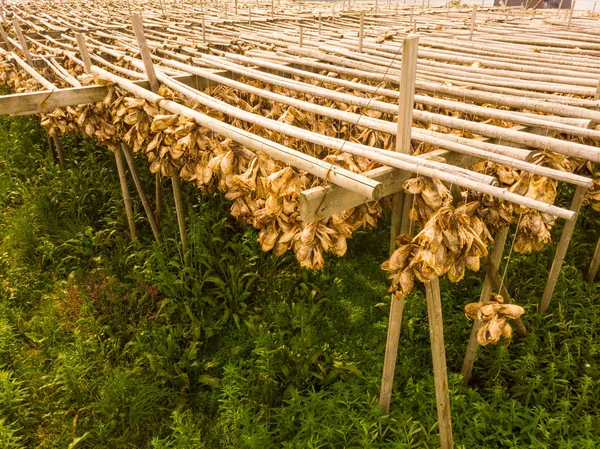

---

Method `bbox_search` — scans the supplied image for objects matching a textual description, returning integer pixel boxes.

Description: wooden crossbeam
[0,74,205,115]
[300,150,476,223]
[299,125,562,223]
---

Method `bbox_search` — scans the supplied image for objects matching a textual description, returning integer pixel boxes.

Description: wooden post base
[539,186,587,313]
[120,143,162,245]
[426,277,454,449]
[586,237,600,283]
[51,134,65,168]
[379,293,406,413]
[171,174,190,265]
[114,147,137,240]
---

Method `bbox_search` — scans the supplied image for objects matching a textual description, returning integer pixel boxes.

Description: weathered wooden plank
[0,74,196,115]
[0,65,244,116]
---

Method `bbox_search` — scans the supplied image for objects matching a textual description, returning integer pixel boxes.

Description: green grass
[0,114,599,448]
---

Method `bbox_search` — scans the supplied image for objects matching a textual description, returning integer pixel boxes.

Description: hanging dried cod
[2,59,388,271]
[464,293,525,345]
[382,177,494,298]
[470,151,576,254]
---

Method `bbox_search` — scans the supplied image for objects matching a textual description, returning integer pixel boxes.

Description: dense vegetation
[0,113,599,448]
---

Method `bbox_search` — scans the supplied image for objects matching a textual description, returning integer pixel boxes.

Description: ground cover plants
[0,114,599,448]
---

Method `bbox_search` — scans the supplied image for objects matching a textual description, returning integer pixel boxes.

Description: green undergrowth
[0,114,599,448]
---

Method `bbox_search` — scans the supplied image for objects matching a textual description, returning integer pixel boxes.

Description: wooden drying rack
[1,3,600,448]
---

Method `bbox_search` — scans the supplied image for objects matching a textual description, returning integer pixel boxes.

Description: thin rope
[499,208,524,294]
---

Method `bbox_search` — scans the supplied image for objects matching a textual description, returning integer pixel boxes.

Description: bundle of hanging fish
[5,62,388,271]
[464,293,525,345]
[229,76,397,153]
[382,177,494,298]
[0,54,43,93]
[466,161,515,234]
[509,152,575,253]
[203,82,386,269]
[470,151,575,254]
[574,160,600,212]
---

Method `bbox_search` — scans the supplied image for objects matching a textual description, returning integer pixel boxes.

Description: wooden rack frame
[0,3,599,448]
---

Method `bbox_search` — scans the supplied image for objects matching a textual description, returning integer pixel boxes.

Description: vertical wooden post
[115,146,137,240]
[378,293,406,413]
[127,0,133,16]
[155,174,163,225]
[249,7,252,24]
[131,14,164,227]
[586,238,600,283]
[461,227,509,385]
[75,34,92,73]
[202,16,206,42]
[539,186,587,313]
[557,0,564,16]
[120,144,162,244]
[470,5,478,40]
[52,135,65,168]
[425,277,454,449]
[318,12,322,34]
[593,1,597,14]
[172,174,190,264]
[481,0,485,6]
[131,14,159,92]
[271,0,274,19]
[379,35,419,415]
[12,19,33,66]
[46,131,53,157]
[375,0,379,12]
[358,11,364,52]
[594,78,600,101]
[567,0,575,27]
[299,26,303,47]
[0,25,12,50]
[389,34,418,254]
